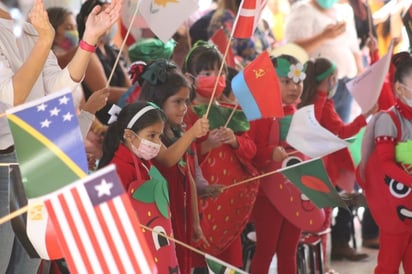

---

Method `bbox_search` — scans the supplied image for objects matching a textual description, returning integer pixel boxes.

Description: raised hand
[28,0,54,44]
[82,0,122,45]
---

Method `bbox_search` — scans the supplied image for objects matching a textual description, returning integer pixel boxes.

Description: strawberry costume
[249,105,326,274]
[184,104,259,267]
[357,100,412,274]
[111,144,180,274]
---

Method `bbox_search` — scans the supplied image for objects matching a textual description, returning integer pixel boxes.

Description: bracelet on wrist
[79,40,96,53]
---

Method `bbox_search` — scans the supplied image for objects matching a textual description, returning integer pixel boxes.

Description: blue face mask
[316,0,338,9]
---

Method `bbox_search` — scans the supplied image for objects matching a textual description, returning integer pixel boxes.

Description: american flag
[233,0,267,39]
[43,165,157,273]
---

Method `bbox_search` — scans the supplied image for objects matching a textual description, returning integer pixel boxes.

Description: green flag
[6,90,88,198]
[348,128,365,166]
[280,158,347,209]
[205,254,248,274]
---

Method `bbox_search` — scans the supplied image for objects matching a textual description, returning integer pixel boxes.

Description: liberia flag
[231,51,283,120]
[233,0,267,39]
[44,165,157,274]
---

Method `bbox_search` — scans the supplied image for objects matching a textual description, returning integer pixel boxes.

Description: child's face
[162,87,190,126]
[133,121,164,146]
[279,77,303,105]
[399,75,412,100]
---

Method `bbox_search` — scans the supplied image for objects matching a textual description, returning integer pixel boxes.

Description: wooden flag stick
[0,202,42,226]
[223,103,239,128]
[140,224,206,256]
[106,0,141,87]
[221,151,303,191]
[204,1,244,118]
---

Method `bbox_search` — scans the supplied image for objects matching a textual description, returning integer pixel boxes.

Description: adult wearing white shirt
[284,0,364,123]
[0,0,120,273]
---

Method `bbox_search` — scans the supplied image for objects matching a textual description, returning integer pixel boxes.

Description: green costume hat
[128,38,176,63]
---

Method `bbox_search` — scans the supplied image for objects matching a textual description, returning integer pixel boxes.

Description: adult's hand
[82,0,122,46]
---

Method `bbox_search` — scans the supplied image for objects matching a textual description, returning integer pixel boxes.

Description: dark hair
[392,52,412,84]
[98,102,164,168]
[299,58,335,108]
[183,41,227,76]
[138,60,192,107]
[222,67,239,97]
[47,7,73,32]
[76,0,106,39]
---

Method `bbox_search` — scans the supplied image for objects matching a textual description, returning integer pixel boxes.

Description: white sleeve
[0,48,15,106]
[42,51,82,95]
[78,110,95,140]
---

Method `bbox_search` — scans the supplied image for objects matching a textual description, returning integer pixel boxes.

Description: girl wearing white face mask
[98,102,182,273]
[357,51,412,273]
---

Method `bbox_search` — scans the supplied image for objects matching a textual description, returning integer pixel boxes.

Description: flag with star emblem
[6,89,88,259]
[44,165,157,274]
[231,51,283,120]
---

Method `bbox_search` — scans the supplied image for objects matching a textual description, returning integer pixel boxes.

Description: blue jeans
[0,151,40,274]
[332,77,354,123]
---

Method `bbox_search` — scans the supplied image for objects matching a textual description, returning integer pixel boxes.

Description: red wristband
[79,40,96,53]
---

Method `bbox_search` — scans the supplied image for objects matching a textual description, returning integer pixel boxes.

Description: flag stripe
[45,196,86,273]
[77,184,119,273]
[65,189,102,272]
[26,199,50,259]
[71,187,110,273]
[59,190,95,273]
[239,8,256,17]
[232,72,262,120]
[113,195,153,273]
[101,200,136,269]
[94,203,125,273]
[7,114,87,178]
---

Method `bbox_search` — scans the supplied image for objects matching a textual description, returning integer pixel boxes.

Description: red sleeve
[110,160,135,190]
[317,94,367,139]
[375,140,412,186]
[249,118,276,168]
[233,130,256,161]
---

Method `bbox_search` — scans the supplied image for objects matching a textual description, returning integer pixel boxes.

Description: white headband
[127,105,156,129]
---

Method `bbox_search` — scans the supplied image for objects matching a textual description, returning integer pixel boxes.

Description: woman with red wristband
[76,0,132,126]
[0,0,121,273]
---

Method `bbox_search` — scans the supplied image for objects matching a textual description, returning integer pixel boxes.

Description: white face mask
[131,137,161,161]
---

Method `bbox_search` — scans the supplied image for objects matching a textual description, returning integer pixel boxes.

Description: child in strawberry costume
[183,41,259,269]
[137,60,211,274]
[357,52,412,274]
[98,102,180,273]
[249,54,325,274]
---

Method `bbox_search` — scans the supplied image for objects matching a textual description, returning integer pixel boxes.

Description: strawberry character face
[384,175,412,227]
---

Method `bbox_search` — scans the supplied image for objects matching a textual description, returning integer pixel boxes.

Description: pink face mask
[131,137,161,161]
[195,75,226,99]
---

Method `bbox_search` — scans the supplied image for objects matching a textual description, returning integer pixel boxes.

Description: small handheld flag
[231,51,283,120]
